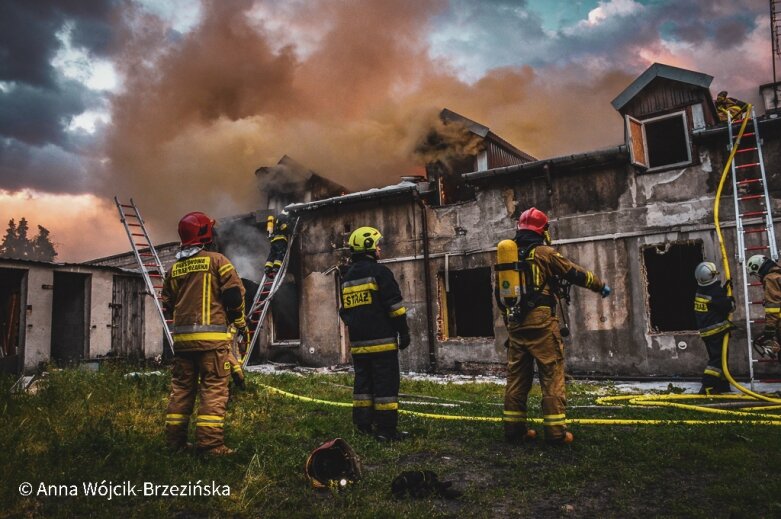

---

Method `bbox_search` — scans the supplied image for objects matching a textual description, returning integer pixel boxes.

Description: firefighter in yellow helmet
[715,90,748,122]
[161,212,247,455]
[497,208,610,445]
[339,226,410,441]
[264,210,292,277]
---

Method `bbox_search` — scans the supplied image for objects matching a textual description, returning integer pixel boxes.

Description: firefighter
[498,208,610,445]
[715,90,748,122]
[264,210,291,277]
[693,262,735,394]
[162,212,247,455]
[339,226,410,441]
[747,255,781,360]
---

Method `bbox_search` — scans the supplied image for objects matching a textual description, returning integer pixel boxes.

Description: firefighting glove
[231,368,246,391]
[236,326,250,357]
[600,284,612,298]
[398,333,411,350]
[722,279,733,291]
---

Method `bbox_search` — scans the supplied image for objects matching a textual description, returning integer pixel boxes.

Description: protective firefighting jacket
[339,254,408,355]
[496,231,605,323]
[693,281,734,338]
[161,249,246,351]
[269,212,291,244]
[762,264,781,336]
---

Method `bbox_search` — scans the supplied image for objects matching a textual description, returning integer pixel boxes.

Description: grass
[2,365,781,518]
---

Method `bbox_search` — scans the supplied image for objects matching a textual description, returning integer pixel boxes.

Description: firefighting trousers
[265,240,287,270]
[352,350,400,433]
[701,334,730,393]
[504,318,567,441]
[165,347,231,449]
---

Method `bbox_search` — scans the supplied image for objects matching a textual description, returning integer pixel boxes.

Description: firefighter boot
[375,429,410,443]
[546,431,574,446]
[504,422,538,444]
[200,445,235,456]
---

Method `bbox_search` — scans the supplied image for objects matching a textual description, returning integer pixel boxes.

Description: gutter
[413,191,437,372]
[464,145,627,182]
[286,182,417,214]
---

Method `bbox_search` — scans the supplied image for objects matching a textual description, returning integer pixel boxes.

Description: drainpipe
[413,191,437,372]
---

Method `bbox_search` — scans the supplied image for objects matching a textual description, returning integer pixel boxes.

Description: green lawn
[2,366,780,518]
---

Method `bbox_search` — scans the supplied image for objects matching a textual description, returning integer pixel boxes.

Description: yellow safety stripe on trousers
[351,342,397,354]
[352,399,373,407]
[195,415,224,428]
[543,413,566,426]
[503,410,527,423]
[231,365,242,373]
[270,235,288,243]
[586,271,594,289]
[375,402,399,411]
[765,307,781,314]
[699,321,732,337]
[165,413,188,425]
[218,263,234,277]
[388,306,407,318]
[173,332,233,342]
[343,282,379,294]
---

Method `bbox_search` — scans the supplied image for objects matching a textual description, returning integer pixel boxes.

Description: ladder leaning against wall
[113,197,175,354]
[241,217,299,368]
[727,108,780,388]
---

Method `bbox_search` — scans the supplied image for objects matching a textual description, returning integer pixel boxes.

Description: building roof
[0,256,139,274]
[440,108,537,162]
[463,145,627,182]
[286,181,418,213]
[611,63,713,111]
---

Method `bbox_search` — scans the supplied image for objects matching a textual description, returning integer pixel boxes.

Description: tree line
[0,218,58,261]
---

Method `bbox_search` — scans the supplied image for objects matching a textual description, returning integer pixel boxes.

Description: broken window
[642,241,703,333]
[627,111,692,171]
[439,267,494,338]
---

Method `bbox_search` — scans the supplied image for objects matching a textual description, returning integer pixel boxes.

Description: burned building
[276,63,781,379]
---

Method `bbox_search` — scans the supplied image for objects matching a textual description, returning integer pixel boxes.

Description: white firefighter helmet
[747,255,770,277]
[694,262,719,286]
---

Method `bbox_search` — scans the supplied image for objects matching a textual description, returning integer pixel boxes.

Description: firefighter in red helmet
[497,207,610,445]
[161,212,247,455]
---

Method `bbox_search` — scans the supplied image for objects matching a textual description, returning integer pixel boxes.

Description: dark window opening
[446,267,494,338]
[0,268,25,374]
[645,114,690,169]
[642,242,703,333]
[52,272,90,365]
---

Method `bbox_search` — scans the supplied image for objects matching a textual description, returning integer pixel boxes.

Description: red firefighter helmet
[517,207,549,235]
[178,212,215,246]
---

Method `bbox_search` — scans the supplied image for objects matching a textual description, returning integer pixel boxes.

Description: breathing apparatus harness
[495,240,570,334]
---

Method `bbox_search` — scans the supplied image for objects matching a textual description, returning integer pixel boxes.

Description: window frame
[626,110,692,172]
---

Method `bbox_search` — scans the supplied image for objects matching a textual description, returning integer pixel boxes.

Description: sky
[0,0,773,262]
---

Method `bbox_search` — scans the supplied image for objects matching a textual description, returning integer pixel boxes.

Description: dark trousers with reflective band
[265,240,287,269]
[701,334,730,392]
[352,349,400,434]
[505,318,567,440]
[166,347,231,449]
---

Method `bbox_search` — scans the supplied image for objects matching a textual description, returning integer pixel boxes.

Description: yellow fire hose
[259,106,781,425]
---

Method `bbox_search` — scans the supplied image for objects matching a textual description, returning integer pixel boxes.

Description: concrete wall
[288,117,781,377]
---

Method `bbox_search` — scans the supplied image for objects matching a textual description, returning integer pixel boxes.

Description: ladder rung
[736,147,758,153]
[735,163,760,170]
[127,223,142,227]
[131,233,145,237]
[120,204,136,209]
[739,132,755,138]
[148,274,162,278]
[751,300,765,304]
[750,318,766,323]
[736,178,762,185]
[741,211,767,218]
[746,245,770,251]
[744,227,767,234]
[738,194,764,201]
[153,285,163,289]
[749,281,763,286]
[135,242,150,247]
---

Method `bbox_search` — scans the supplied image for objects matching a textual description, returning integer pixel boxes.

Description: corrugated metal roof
[611,63,713,111]
[286,181,417,213]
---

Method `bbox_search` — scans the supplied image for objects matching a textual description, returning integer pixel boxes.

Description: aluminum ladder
[241,217,299,367]
[114,197,175,354]
[728,108,779,388]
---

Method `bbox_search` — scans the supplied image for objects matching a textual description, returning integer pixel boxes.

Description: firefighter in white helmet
[746,255,781,360]
[693,261,735,394]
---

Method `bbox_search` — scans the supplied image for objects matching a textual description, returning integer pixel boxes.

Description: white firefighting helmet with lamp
[694,262,719,286]
[747,255,770,278]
